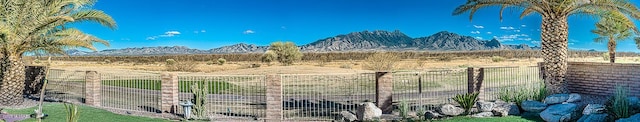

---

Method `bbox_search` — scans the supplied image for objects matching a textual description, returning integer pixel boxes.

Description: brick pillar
[467,68,484,100]
[161,72,179,113]
[265,74,283,121]
[85,71,101,106]
[376,72,393,114]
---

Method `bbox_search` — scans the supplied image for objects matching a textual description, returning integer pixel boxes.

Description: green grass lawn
[436,116,544,122]
[3,103,171,122]
[101,79,246,94]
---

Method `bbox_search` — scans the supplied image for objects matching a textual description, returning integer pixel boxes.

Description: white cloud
[570,39,579,42]
[487,32,492,34]
[473,25,485,29]
[514,30,521,32]
[532,41,540,44]
[471,31,480,34]
[201,30,206,33]
[493,34,530,42]
[243,30,255,34]
[500,26,516,30]
[146,30,181,40]
[521,25,527,27]
[475,37,483,40]
[569,43,575,45]
[121,38,130,41]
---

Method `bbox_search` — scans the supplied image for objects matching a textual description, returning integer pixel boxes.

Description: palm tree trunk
[541,16,570,94]
[0,54,26,105]
[608,38,616,63]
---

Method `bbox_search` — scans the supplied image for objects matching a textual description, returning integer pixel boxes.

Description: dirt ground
[40,56,640,76]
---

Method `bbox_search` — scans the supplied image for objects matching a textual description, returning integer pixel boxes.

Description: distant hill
[67,30,536,56]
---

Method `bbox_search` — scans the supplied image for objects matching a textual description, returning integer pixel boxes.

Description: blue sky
[74,0,640,52]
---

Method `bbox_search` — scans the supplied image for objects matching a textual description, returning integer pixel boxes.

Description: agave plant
[452,92,479,115]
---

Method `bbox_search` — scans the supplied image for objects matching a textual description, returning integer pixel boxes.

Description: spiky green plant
[452,93,479,115]
[191,81,208,119]
[399,100,409,119]
[611,85,630,119]
[534,83,549,102]
[63,102,79,122]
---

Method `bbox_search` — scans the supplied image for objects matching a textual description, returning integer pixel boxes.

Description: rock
[566,93,582,103]
[583,104,606,115]
[424,110,443,120]
[493,101,520,117]
[616,113,640,122]
[577,113,608,122]
[522,100,548,112]
[476,101,495,112]
[540,103,579,122]
[471,112,494,118]
[439,104,464,116]
[628,97,640,109]
[356,102,382,121]
[545,94,570,105]
[337,111,357,122]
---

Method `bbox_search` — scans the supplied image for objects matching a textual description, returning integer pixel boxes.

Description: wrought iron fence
[392,69,468,112]
[482,66,544,101]
[100,73,162,113]
[45,69,86,103]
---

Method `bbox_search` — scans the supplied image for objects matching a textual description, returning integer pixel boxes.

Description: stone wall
[565,62,640,96]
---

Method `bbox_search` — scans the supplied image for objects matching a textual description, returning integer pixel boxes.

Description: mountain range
[67,30,537,56]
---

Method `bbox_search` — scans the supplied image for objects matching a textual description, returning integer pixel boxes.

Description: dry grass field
[30,55,640,76]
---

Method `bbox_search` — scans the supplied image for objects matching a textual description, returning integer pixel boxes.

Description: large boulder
[492,100,520,117]
[521,112,541,119]
[545,94,570,105]
[566,93,582,103]
[476,101,495,112]
[424,110,443,120]
[439,104,464,116]
[522,100,548,112]
[583,104,606,115]
[616,113,640,122]
[471,112,494,118]
[336,111,357,122]
[577,113,608,122]
[356,102,382,121]
[628,97,640,109]
[540,103,579,122]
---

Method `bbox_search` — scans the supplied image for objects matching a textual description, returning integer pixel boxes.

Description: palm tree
[0,0,115,105]
[592,11,636,63]
[453,0,640,94]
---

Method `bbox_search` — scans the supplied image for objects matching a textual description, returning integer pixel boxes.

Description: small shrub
[534,83,548,101]
[261,50,277,65]
[318,55,331,66]
[217,58,226,65]
[364,52,399,71]
[166,60,198,72]
[103,59,111,64]
[267,41,303,65]
[63,102,79,122]
[436,55,453,62]
[491,56,505,62]
[33,59,41,64]
[452,92,479,115]
[251,63,261,68]
[608,85,630,119]
[206,61,215,65]
[340,64,352,69]
[603,53,610,61]
[166,59,177,65]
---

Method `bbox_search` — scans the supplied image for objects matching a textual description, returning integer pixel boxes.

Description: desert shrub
[499,83,548,106]
[261,50,277,65]
[33,59,41,64]
[206,61,215,65]
[318,55,331,66]
[452,92,479,115]
[251,63,261,68]
[436,55,453,62]
[534,84,549,101]
[364,52,399,71]
[266,41,302,65]
[63,102,80,122]
[191,81,207,119]
[103,59,111,64]
[340,64,352,69]
[491,56,505,62]
[166,59,177,65]
[217,58,226,65]
[603,53,610,61]
[608,85,630,119]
